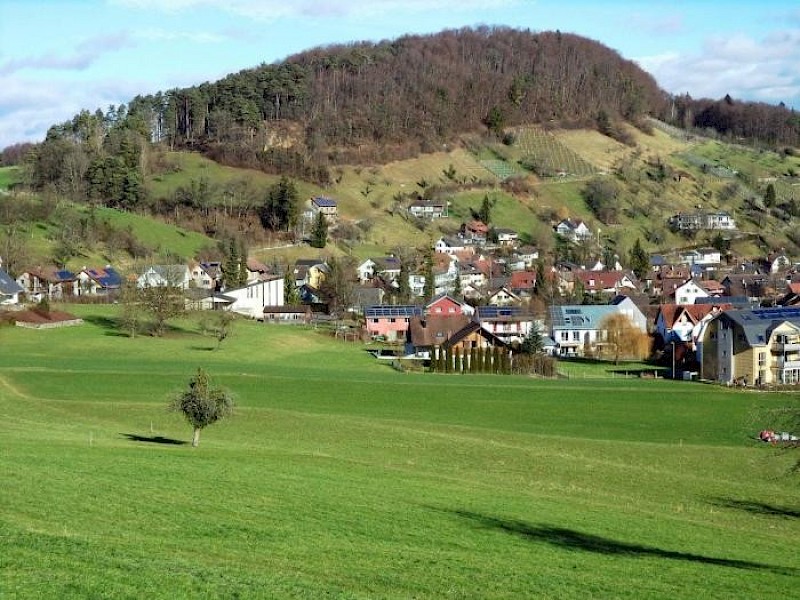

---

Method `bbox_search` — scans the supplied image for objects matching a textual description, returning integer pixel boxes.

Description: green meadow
[1,305,798,598]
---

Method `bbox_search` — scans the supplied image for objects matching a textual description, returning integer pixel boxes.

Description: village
[2,194,799,388]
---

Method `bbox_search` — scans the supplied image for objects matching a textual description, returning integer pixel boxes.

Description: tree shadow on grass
[440,509,795,575]
[709,498,800,519]
[81,315,128,337]
[121,433,187,445]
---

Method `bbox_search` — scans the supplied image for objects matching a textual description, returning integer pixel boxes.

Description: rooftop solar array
[477,306,524,318]
[365,305,422,318]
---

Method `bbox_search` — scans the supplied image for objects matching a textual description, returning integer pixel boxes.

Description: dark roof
[312,197,337,207]
[720,307,800,347]
[365,305,423,318]
[83,266,122,288]
[477,306,528,319]
[0,268,23,295]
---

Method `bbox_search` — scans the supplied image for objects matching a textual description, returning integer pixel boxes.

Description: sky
[1,0,799,150]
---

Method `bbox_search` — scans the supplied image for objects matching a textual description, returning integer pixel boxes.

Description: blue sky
[1,0,799,149]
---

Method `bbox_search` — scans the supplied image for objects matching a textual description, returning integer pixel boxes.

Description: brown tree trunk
[192,427,201,447]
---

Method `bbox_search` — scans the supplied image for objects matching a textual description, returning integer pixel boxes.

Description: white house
[555,219,592,243]
[674,279,710,305]
[223,276,284,319]
[0,268,23,305]
[137,265,192,289]
[435,236,467,255]
[549,296,646,357]
[679,248,721,268]
[311,197,338,221]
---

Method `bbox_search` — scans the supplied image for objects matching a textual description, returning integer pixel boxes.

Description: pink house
[364,305,423,342]
[425,294,474,317]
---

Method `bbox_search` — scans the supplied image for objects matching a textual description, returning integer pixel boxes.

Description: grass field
[0,166,21,190]
[1,305,798,598]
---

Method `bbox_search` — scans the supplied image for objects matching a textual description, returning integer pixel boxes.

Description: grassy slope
[0,166,21,190]
[1,305,798,598]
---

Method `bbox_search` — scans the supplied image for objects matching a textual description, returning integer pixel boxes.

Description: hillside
[6,118,800,275]
[5,27,800,272]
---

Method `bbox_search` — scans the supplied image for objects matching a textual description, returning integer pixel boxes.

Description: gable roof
[656,303,732,328]
[81,266,122,288]
[510,270,537,290]
[549,304,620,330]
[311,196,337,208]
[21,266,75,283]
[0,268,23,295]
[365,305,423,319]
[718,307,800,347]
[408,314,472,347]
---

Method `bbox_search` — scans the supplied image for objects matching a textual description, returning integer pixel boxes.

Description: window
[561,332,568,341]
[758,351,766,367]
[572,331,580,341]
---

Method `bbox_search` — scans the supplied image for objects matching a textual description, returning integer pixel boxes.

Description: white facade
[224,277,284,318]
[674,280,710,305]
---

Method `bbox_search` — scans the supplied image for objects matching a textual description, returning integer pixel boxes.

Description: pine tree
[283,267,299,305]
[628,238,649,279]
[423,248,435,300]
[310,211,328,248]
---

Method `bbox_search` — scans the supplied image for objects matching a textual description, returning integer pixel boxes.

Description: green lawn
[1,306,798,598]
[0,166,21,190]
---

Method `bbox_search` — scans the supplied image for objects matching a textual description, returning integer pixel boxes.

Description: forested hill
[59,27,665,178]
[14,26,799,192]
[186,27,665,163]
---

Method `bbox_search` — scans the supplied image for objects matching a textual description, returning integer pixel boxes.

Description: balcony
[774,342,800,352]
[776,357,800,369]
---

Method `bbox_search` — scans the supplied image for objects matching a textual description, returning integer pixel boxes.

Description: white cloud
[0,33,134,76]
[0,76,145,149]
[637,28,800,108]
[136,29,228,44]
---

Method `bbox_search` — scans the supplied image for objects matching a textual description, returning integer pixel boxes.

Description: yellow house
[702,307,800,385]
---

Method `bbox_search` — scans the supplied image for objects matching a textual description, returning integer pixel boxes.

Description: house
[408,199,446,219]
[494,228,519,247]
[679,248,721,268]
[137,265,192,289]
[425,293,474,317]
[768,252,792,274]
[0,268,23,305]
[571,270,639,297]
[487,286,521,307]
[246,258,272,283]
[555,219,592,242]
[434,236,468,255]
[513,245,540,268]
[190,261,221,290]
[364,305,423,342]
[357,257,402,284]
[669,211,736,231]
[460,220,489,244]
[262,305,312,324]
[406,314,506,359]
[509,270,537,297]
[701,306,800,385]
[15,266,75,300]
[310,197,338,221]
[477,305,537,345]
[458,262,489,290]
[721,273,768,301]
[76,266,122,296]
[294,260,328,289]
[673,279,710,305]
[223,276,284,319]
[654,303,731,345]
[549,297,646,357]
